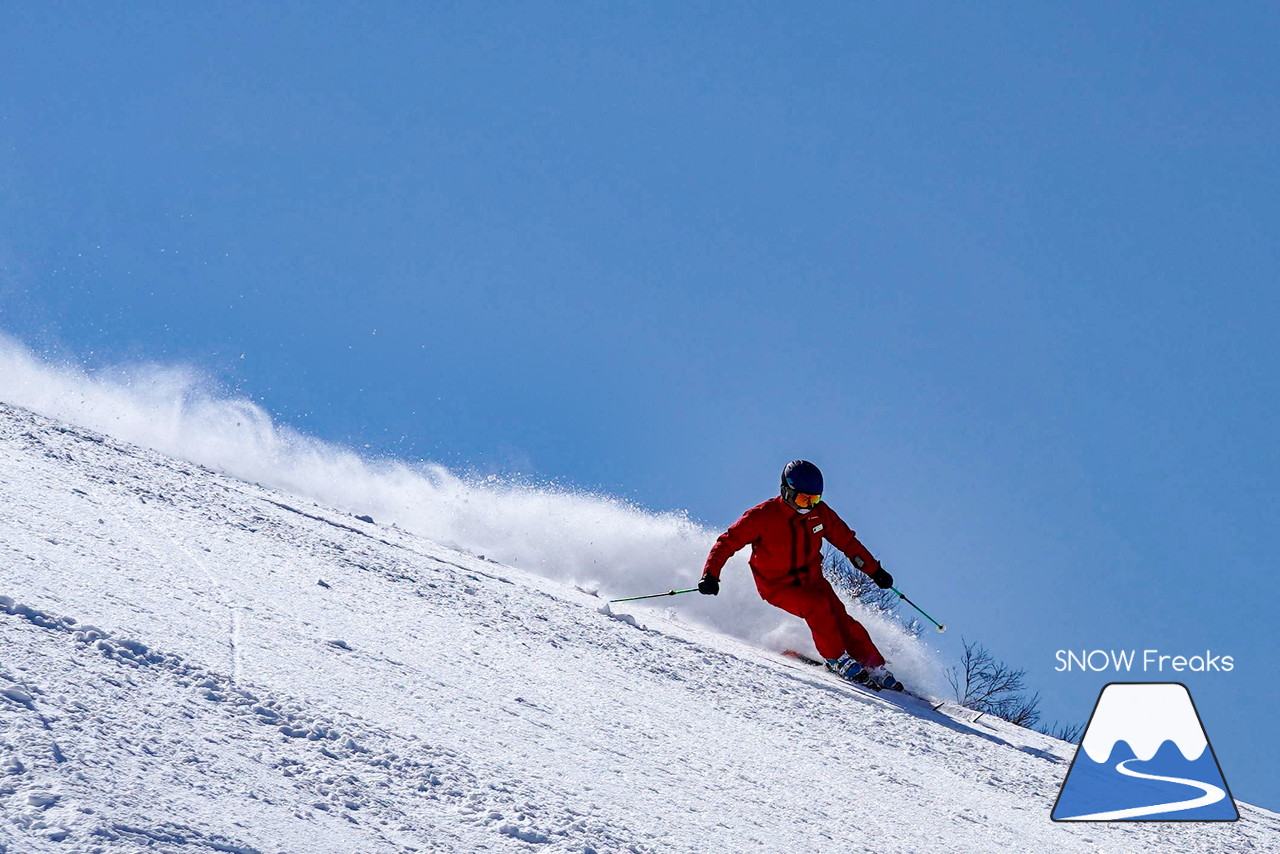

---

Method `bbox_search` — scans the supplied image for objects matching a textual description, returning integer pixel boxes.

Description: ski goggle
[792,491,822,508]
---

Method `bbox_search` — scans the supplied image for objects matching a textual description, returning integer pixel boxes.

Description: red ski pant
[762,578,885,668]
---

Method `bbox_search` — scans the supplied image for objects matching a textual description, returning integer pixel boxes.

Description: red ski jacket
[702,497,882,597]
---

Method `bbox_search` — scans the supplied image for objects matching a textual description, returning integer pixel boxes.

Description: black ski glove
[871,566,894,590]
[698,574,720,595]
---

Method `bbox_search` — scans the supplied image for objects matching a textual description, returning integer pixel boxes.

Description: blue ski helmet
[781,459,823,496]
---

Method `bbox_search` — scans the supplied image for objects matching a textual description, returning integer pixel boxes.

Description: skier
[697,460,904,691]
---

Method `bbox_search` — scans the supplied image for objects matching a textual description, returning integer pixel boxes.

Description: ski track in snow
[1,401,1278,854]
[0,594,638,853]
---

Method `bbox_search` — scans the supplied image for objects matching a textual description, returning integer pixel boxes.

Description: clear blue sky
[3,3,1276,810]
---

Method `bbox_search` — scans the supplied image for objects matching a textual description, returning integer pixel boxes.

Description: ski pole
[890,586,946,633]
[608,588,699,604]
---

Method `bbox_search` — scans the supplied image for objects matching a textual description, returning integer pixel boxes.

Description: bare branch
[822,546,897,612]
[948,638,1042,729]
[1037,720,1085,744]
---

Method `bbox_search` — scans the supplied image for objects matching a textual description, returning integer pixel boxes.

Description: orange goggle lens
[793,492,822,508]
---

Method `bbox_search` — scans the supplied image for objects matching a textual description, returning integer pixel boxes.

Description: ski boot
[866,665,904,692]
[825,653,874,688]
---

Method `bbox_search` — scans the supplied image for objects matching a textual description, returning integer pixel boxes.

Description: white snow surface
[1,403,1278,853]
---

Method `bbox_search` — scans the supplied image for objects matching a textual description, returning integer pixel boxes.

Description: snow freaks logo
[1052,683,1238,822]
[1054,649,1234,673]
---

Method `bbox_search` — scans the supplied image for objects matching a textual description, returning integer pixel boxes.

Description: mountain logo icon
[1052,682,1238,821]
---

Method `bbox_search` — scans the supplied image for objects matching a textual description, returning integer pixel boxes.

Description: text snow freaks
[1054,650,1234,673]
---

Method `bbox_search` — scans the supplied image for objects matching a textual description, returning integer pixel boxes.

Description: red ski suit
[703,496,886,668]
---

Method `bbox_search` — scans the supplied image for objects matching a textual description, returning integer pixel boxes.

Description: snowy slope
[1,402,1277,854]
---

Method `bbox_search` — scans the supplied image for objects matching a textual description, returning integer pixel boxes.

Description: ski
[781,649,888,695]
[780,650,996,724]
[780,649,954,712]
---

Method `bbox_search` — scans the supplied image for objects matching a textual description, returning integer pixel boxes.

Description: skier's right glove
[871,567,894,589]
[698,574,720,596]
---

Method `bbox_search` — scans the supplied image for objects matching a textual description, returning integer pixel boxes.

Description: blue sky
[3,3,1277,809]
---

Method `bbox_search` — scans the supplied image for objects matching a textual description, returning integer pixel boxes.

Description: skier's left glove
[698,575,720,595]
[871,566,894,589]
